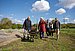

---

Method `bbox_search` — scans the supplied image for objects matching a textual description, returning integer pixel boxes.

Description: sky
[0,0,75,24]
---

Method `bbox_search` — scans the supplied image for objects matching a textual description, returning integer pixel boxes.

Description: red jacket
[39,20,46,32]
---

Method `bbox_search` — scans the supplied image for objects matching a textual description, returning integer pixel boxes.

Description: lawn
[0,29,75,51]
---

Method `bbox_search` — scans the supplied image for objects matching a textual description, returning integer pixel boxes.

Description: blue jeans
[40,32,44,39]
[25,27,31,32]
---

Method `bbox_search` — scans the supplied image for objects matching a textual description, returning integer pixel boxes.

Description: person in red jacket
[39,17,46,39]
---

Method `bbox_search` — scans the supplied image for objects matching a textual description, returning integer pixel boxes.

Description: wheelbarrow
[22,29,39,42]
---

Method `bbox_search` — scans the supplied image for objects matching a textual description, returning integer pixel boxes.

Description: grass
[0,28,75,51]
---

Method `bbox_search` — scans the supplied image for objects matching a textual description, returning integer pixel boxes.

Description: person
[46,19,50,36]
[39,17,46,39]
[23,16,32,40]
[23,16,32,32]
[49,21,53,37]
[54,18,60,40]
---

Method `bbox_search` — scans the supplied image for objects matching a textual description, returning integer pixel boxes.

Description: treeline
[61,24,75,28]
[33,23,75,29]
[0,18,22,29]
[0,18,75,29]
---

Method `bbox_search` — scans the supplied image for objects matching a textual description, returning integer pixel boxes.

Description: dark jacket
[54,21,60,30]
[23,19,31,30]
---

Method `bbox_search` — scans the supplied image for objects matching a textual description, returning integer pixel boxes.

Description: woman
[39,17,46,39]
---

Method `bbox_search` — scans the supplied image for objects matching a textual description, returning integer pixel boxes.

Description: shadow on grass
[21,38,34,42]
[15,34,57,42]
[15,34,22,38]
[15,34,34,42]
[48,37,57,40]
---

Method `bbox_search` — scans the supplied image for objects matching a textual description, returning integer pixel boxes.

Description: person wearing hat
[38,17,46,39]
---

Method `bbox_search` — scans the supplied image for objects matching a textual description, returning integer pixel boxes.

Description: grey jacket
[54,21,60,30]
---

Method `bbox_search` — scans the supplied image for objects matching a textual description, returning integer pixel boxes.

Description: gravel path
[0,30,23,47]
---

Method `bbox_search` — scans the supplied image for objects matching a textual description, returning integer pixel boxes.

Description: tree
[17,24,22,29]
[12,23,17,29]
[1,18,12,29]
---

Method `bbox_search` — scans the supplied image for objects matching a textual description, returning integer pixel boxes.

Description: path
[0,29,23,47]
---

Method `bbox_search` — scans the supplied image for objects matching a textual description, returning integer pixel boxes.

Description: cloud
[59,0,75,9]
[49,18,54,22]
[74,19,75,23]
[32,0,50,11]
[7,17,13,19]
[22,18,26,21]
[63,17,69,20]
[55,8,66,15]
[0,14,3,17]
[17,20,22,24]
[63,17,69,24]
[12,19,22,24]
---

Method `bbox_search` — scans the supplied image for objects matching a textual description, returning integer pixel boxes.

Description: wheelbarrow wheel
[30,36,34,42]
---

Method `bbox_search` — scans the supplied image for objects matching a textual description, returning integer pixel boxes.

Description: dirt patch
[0,29,23,47]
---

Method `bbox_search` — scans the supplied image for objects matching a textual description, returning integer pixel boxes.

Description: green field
[0,29,75,51]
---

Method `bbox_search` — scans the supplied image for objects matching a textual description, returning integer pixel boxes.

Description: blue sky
[0,0,75,24]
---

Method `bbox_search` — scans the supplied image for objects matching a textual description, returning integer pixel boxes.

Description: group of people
[23,16,60,40]
[39,17,60,40]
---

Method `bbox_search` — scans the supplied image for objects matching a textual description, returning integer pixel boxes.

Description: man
[23,16,32,40]
[23,16,32,32]
[49,21,53,37]
[46,19,50,36]
[54,18,60,40]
